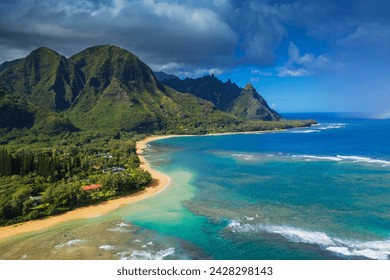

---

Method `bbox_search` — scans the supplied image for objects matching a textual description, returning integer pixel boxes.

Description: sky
[0,0,389,115]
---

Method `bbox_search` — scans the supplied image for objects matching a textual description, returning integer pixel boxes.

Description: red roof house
[82,184,102,191]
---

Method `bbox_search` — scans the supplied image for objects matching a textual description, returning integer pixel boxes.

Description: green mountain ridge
[158,73,281,121]
[0,45,240,135]
[0,47,82,111]
[153,71,179,82]
[0,59,22,73]
[228,83,280,121]
[0,45,313,137]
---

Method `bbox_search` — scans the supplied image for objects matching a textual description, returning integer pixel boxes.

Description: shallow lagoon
[1,113,390,260]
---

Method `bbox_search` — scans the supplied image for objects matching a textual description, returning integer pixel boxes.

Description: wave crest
[116,247,175,260]
[290,154,390,167]
[54,239,84,249]
[227,221,390,260]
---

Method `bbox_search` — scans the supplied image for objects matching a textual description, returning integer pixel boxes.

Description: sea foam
[290,130,320,134]
[107,227,132,233]
[118,247,176,260]
[227,221,390,260]
[99,245,117,251]
[116,222,131,227]
[291,155,342,162]
[317,123,346,130]
[232,153,256,161]
[288,123,346,134]
[54,239,85,249]
[289,154,390,167]
[336,155,390,166]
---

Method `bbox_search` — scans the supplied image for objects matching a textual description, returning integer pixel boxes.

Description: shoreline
[0,128,293,242]
[0,135,172,242]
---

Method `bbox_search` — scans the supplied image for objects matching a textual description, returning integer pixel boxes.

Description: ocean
[1,113,390,260]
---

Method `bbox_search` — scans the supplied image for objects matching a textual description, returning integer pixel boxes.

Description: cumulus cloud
[277,42,328,77]
[150,61,224,77]
[250,68,272,76]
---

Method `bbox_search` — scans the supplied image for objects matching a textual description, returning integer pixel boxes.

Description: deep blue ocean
[1,113,389,260]
[131,113,390,260]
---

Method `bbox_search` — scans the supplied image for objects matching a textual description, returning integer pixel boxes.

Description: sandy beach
[0,130,289,241]
[0,135,173,241]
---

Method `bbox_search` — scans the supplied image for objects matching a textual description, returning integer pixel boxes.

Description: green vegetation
[0,135,151,226]
[160,73,281,121]
[0,44,316,226]
[227,84,279,121]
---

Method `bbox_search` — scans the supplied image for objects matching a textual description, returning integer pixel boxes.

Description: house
[96,153,113,159]
[82,184,103,191]
[102,167,125,173]
[111,167,125,173]
[29,196,43,206]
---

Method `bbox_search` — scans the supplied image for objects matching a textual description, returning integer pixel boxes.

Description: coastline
[0,135,173,242]
[0,128,296,241]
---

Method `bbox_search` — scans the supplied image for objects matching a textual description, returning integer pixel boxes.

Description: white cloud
[250,68,273,76]
[277,42,329,77]
[172,68,225,78]
[150,61,224,78]
[277,67,309,77]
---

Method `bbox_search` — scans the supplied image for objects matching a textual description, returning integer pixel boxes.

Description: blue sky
[0,0,389,115]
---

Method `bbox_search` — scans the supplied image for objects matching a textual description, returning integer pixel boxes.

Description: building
[82,184,102,191]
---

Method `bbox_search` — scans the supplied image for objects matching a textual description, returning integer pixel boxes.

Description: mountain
[0,47,83,111]
[66,45,241,133]
[0,59,22,73]
[0,94,35,130]
[0,45,313,136]
[153,71,178,81]
[229,83,280,121]
[0,45,239,134]
[159,73,281,121]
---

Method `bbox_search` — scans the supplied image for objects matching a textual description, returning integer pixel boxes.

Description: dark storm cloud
[0,0,389,76]
[0,0,238,73]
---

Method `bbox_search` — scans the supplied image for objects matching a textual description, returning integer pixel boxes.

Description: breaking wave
[231,153,256,161]
[227,221,390,260]
[116,247,175,260]
[335,155,390,166]
[107,227,132,233]
[54,239,85,249]
[317,123,347,130]
[290,130,320,134]
[99,245,117,251]
[288,123,346,134]
[116,222,131,227]
[291,155,342,162]
[290,154,390,167]
[228,151,390,167]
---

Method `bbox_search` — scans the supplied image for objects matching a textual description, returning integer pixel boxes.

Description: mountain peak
[74,44,137,59]
[244,83,255,90]
[69,43,162,95]
[154,71,179,82]
[29,46,60,57]
[161,75,281,121]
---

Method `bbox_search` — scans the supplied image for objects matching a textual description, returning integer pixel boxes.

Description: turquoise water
[124,113,390,260]
[1,113,389,260]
